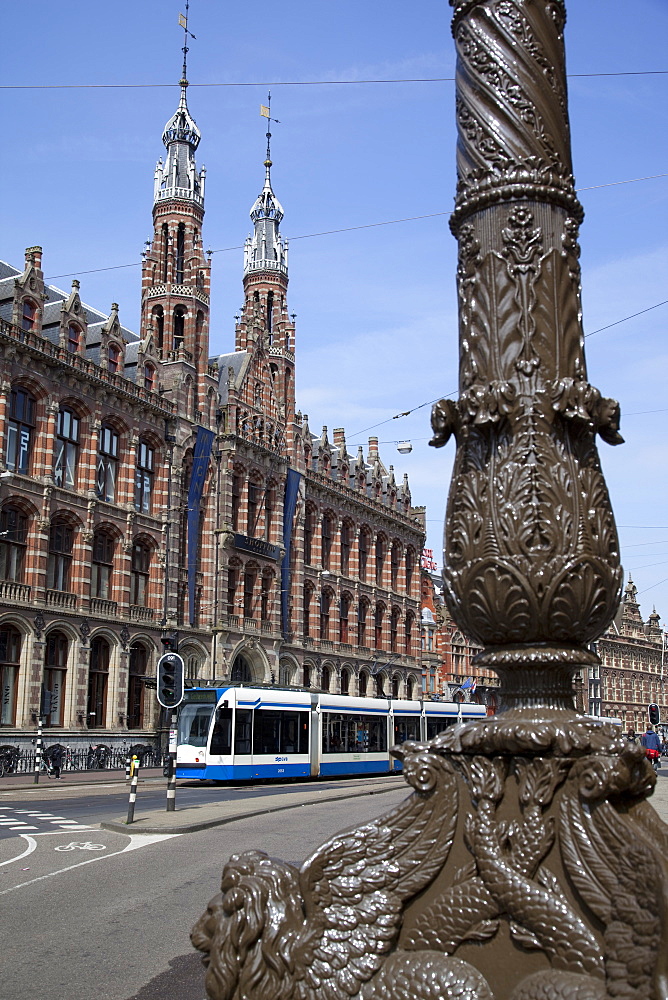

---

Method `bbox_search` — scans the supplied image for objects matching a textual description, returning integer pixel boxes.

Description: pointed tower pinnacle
[154,2,205,207]
[244,93,288,277]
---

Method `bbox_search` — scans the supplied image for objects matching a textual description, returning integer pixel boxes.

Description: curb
[101,780,405,835]
[1,773,165,793]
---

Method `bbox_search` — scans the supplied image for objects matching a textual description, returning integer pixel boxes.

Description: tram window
[178,705,215,746]
[210,707,233,755]
[322,713,387,753]
[393,715,421,744]
[235,709,253,755]
[252,710,309,755]
[426,718,456,740]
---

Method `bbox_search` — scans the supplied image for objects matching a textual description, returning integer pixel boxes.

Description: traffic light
[157,651,185,709]
[161,631,179,653]
[648,703,661,727]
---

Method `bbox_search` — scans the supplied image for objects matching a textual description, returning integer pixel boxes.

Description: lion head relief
[191,850,305,1000]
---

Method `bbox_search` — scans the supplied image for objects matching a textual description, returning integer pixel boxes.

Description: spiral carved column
[194,4,668,998]
[431,0,623,712]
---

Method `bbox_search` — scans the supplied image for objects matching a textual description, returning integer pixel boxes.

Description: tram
[175,685,488,781]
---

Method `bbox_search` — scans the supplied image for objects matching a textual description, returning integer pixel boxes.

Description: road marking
[0,833,181,894]
[0,836,37,868]
[54,842,106,852]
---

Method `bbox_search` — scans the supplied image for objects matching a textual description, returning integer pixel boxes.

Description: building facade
[0,74,424,749]
[591,578,668,733]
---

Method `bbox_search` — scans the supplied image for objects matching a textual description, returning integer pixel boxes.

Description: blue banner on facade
[281,469,302,638]
[187,427,215,625]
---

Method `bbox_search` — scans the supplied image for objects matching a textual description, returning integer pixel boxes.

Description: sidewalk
[102,769,668,836]
[0,767,165,792]
[102,774,407,834]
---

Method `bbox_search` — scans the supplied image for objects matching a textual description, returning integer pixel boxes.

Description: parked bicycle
[87,744,110,769]
[0,745,20,777]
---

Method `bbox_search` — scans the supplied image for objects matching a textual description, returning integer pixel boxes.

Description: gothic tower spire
[237,95,295,444]
[140,0,210,402]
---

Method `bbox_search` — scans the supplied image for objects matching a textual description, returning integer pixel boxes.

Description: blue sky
[2,1,667,621]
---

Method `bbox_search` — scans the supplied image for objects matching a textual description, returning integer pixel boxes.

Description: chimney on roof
[368,436,379,462]
[25,246,43,270]
[333,428,346,449]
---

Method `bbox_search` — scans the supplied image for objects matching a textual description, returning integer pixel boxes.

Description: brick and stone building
[0,71,424,749]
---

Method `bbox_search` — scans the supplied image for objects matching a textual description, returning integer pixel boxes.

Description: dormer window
[22,300,37,332]
[144,364,156,391]
[67,324,80,354]
[108,344,121,373]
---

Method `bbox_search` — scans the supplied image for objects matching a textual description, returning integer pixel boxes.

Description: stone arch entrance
[230,653,254,683]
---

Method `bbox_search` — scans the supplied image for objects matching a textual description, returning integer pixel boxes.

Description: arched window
[340,521,351,576]
[390,608,400,652]
[161,224,169,282]
[22,299,37,332]
[144,364,156,391]
[173,308,186,351]
[153,306,165,351]
[0,505,28,582]
[303,583,314,637]
[131,540,151,606]
[88,637,110,728]
[304,506,315,565]
[339,593,350,644]
[92,528,115,599]
[405,612,415,656]
[135,439,155,513]
[96,423,119,502]
[243,565,257,619]
[359,528,370,582]
[247,479,261,535]
[357,598,369,647]
[7,387,36,474]
[0,625,21,725]
[376,674,385,697]
[374,604,385,649]
[359,670,368,697]
[44,630,68,727]
[231,472,242,532]
[54,406,80,489]
[321,515,334,570]
[375,536,386,587]
[67,324,81,354]
[303,664,311,688]
[321,664,331,692]
[175,222,185,284]
[260,570,272,623]
[231,655,252,684]
[341,667,350,696]
[392,674,400,699]
[47,518,74,592]
[390,542,401,590]
[320,589,332,640]
[405,548,416,595]
[107,343,121,373]
[279,660,292,686]
[264,485,276,541]
[226,560,240,616]
[127,642,148,730]
[407,675,416,700]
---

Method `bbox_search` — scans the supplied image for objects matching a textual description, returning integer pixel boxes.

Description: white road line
[0,836,37,867]
[0,833,180,893]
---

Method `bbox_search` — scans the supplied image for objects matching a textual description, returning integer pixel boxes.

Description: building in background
[0,73,424,749]
[591,578,668,733]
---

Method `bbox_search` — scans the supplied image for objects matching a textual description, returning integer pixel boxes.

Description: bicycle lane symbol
[54,842,106,852]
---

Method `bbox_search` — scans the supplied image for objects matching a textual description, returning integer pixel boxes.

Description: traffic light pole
[166,711,177,812]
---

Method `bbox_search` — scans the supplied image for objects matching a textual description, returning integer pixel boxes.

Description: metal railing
[0,743,165,776]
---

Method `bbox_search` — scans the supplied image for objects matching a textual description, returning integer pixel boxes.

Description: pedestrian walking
[640,726,662,752]
[49,744,64,779]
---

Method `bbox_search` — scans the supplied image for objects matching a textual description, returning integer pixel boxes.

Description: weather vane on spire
[178,2,196,87]
[259,92,281,167]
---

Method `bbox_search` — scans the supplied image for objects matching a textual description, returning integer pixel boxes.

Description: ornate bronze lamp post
[192,3,668,997]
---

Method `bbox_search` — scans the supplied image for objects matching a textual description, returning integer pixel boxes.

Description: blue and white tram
[175,686,487,781]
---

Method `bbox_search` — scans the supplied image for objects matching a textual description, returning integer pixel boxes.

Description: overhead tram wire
[44,172,668,282]
[2,69,668,90]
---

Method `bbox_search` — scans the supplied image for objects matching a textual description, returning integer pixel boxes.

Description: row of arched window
[299,662,418,700]
[230,471,278,541]
[6,385,159,511]
[304,508,416,594]
[0,503,156,605]
[0,625,149,729]
[303,586,415,654]
[226,561,276,622]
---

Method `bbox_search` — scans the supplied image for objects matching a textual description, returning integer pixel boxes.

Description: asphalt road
[0,785,409,1000]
